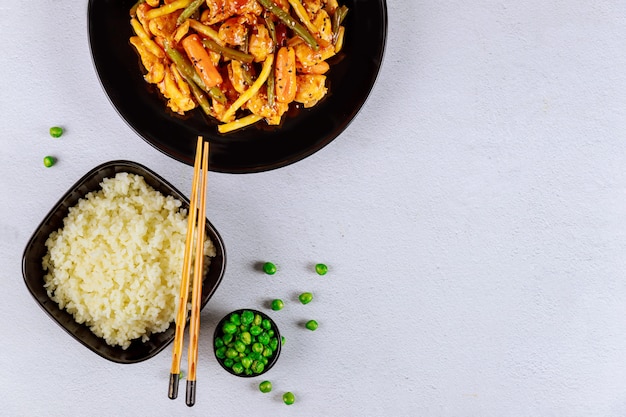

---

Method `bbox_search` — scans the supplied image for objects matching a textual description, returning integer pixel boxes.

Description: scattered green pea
[281,336,285,345]
[49,126,63,138]
[299,292,313,304]
[305,320,318,331]
[259,380,272,393]
[263,261,277,275]
[271,299,284,311]
[315,263,328,275]
[283,392,295,405]
[178,371,185,380]
[43,156,56,168]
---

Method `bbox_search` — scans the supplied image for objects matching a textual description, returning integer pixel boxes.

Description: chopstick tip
[185,380,197,407]
[168,373,180,399]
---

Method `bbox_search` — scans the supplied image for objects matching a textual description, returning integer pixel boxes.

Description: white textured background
[2,1,626,416]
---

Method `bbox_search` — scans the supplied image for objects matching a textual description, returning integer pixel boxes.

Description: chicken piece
[294,74,327,108]
[302,0,323,14]
[249,24,274,63]
[244,91,289,125]
[129,36,166,84]
[311,9,333,45]
[228,60,249,94]
[157,65,196,114]
[148,10,182,39]
[202,0,262,25]
[218,16,249,46]
[293,42,335,67]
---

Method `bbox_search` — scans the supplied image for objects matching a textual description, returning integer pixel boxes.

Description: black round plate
[88,0,387,173]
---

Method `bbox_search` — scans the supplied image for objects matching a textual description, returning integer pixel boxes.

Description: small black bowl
[214,309,281,377]
[21,160,227,364]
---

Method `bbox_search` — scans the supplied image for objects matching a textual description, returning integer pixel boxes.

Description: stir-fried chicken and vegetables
[129,0,349,133]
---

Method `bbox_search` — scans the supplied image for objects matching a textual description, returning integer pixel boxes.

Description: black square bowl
[22,160,226,364]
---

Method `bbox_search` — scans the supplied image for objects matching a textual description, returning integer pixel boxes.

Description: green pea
[229,313,241,325]
[281,336,285,345]
[252,342,264,354]
[268,330,275,338]
[241,310,254,325]
[283,392,295,405]
[261,319,272,330]
[299,292,313,304]
[245,368,253,376]
[222,322,237,335]
[223,358,234,368]
[251,361,265,374]
[250,325,263,336]
[43,156,56,168]
[253,314,263,326]
[249,351,262,361]
[240,331,252,345]
[271,299,284,311]
[239,324,249,332]
[260,356,268,365]
[241,356,252,369]
[270,337,279,351]
[305,320,318,331]
[225,347,239,359]
[222,333,234,345]
[232,362,244,375]
[178,371,185,380]
[315,263,328,275]
[49,126,63,138]
[215,346,227,359]
[259,380,272,393]
[263,262,277,275]
[258,332,270,345]
[234,340,246,353]
[214,338,224,348]
[262,347,273,357]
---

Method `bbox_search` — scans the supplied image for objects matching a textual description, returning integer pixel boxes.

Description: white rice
[42,172,215,349]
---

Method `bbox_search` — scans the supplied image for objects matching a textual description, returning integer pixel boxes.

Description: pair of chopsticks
[168,137,209,407]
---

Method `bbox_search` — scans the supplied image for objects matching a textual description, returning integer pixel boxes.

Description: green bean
[201,38,254,64]
[165,43,227,105]
[177,0,204,25]
[257,0,319,50]
[264,15,277,48]
[332,5,349,42]
[164,43,213,113]
[266,64,276,107]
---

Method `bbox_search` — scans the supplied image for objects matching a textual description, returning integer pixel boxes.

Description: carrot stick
[181,34,223,88]
[275,46,296,103]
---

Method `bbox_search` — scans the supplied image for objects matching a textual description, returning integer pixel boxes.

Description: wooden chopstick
[167,137,207,404]
[185,140,209,407]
